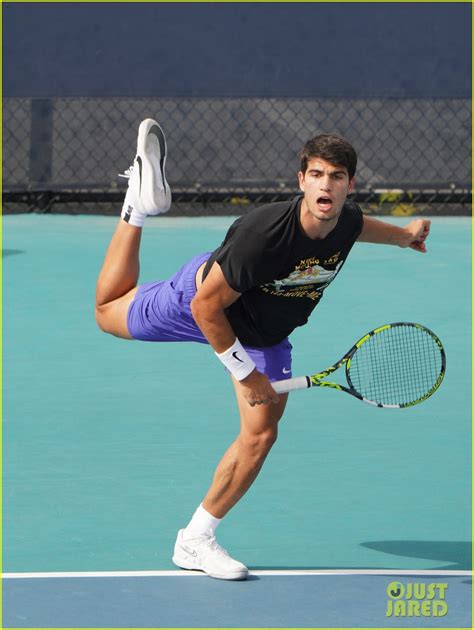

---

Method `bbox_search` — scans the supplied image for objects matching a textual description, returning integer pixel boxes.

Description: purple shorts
[127,252,292,381]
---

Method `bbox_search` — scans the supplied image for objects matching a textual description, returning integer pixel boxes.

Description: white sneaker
[172,529,249,581]
[120,118,172,226]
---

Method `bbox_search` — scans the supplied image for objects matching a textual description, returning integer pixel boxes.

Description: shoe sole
[136,118,171,214]
[172,554,249,581]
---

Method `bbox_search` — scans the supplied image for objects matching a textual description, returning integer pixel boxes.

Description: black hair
[300,134,357,179]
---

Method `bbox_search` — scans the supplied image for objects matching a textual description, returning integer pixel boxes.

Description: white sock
[121,189,146,227]
[182,504,222,539]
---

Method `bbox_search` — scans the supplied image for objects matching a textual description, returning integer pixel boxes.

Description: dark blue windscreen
[3,2,471,98]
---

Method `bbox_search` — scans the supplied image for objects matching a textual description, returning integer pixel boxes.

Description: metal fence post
[29,98,54,211]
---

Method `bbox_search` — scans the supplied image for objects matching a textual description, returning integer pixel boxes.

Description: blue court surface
[2,571,471,628]
[2,214,472,628]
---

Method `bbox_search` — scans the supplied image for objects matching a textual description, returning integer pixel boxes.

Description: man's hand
[400,219,431,253]
[358,216,431,252]
[238,370,280,407]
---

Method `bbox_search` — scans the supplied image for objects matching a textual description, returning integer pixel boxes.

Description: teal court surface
[3,214,472,628]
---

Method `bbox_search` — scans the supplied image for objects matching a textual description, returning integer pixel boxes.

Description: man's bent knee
[95,301,133,339]
[95,305,109,333]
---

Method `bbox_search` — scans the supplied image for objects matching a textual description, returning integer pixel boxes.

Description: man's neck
[299,198,340,240]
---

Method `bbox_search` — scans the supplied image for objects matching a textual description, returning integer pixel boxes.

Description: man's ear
[298,170,305,192]
[348,176,356,194]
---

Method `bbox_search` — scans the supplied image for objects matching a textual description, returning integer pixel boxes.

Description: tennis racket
[272,322,446,408]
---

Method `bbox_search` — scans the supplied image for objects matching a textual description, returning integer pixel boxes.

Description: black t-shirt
[203,195,364,347]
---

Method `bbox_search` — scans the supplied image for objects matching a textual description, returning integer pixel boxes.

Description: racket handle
[272,376,311,394]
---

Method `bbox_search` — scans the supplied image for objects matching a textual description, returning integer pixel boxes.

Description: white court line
[2,569,471,579]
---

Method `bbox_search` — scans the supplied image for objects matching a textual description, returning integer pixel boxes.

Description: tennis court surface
[3,214,471,627]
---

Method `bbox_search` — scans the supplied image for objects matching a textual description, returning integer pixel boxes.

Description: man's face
[298,157,355,223]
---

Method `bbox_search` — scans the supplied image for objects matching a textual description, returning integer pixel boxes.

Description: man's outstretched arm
[357,216,431,253]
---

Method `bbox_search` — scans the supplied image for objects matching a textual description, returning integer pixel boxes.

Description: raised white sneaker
[119,118,172,226]
[172,529,249,581]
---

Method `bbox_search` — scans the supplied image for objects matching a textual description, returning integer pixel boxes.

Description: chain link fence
[3,97,471,215]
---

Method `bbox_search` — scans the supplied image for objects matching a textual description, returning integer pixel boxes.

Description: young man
[95,119,430,581]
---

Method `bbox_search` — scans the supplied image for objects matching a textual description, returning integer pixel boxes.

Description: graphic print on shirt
[260,252,343,301]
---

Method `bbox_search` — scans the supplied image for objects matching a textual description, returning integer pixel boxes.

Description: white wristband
[215,338,256,381]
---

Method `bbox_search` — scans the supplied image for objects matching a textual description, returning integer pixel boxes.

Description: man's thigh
[232,377,289,434]
[244,338,293,382]
[95,286,138,338]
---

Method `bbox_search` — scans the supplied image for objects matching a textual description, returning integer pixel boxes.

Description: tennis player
[95,119,430,580]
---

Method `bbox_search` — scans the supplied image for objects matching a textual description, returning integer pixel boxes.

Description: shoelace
[118,165,133,179]
[206,537,229,556]
[190,535,229,557]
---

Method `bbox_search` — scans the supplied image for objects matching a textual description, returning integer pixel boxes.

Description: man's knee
[241,426,278,460]
[95,305,109,333]
[94,297,133,339]
[95,303,120,335]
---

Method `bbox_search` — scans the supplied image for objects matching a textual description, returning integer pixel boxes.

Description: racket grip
[272,376,310,394]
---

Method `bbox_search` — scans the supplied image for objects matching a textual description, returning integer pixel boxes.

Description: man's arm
[357,216,431,253]
[191,262,279,406]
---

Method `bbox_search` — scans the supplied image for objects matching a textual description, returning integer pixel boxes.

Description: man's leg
[95,118,171,338]
[95,221,142,339]
[202,382,288,518]
[173,383,288,580]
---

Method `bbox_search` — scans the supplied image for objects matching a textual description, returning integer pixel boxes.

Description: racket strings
[348,325,444,406]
